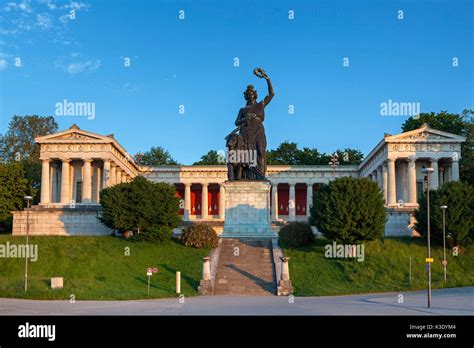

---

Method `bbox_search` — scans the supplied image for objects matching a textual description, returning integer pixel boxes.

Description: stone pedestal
[198,256,213,295]
[277,256,294,296]
[222,181,276,238]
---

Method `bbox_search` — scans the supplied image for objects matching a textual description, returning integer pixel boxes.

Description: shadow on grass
[133,276,170,292]
[158,264,199,291]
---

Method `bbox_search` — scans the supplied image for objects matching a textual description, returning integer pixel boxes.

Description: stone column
[377,166,383,189]
[201,183,209,220]
[382,163,388,203]
[430,158,439,189]
[439,167,444,187]
[306,183,313,218]
[445,164,452,182]
[219,184,225,220]
[103,160,111,188]
[401,162,408,203]
[271,183,279,221]
[451,159,460,181]
[51,163,58,203]
[387,158,396,206]
[110,163,117,186]
[94,162,101,201]
[184,183,191,220]
[289,183,296,221]
[40,159,51,204]
[82,159,92,203]
[60,159,71,204]
[407,157,417,204]
[116,168,122,184]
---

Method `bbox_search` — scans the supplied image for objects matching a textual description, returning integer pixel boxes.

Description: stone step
[213,238,277,296]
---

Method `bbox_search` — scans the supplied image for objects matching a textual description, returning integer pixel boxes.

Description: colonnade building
[12,123,465,236]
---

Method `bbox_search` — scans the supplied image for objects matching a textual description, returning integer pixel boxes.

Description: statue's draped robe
[235,100,268,180]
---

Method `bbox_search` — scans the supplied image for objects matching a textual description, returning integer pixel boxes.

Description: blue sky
[0,0,472,164]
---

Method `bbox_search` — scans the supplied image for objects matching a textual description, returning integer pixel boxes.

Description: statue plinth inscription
[222,181,275,238]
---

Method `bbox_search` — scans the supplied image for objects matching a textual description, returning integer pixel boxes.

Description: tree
[415,181,474,248]
[134,146,178,166]
[99,176,181,241]
[267,141,300,165]
[310,177,386,243]
[295,147,323,165]
[0,162,30,230]
[0,115,58,202]
[267,141,364,165]
[401,110,474,184]
[333,148,364,165]
[194,150,225,165]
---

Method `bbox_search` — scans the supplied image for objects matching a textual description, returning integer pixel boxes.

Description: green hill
[284,237,474,296]
[0,235,472,300]
[0,236,208,300]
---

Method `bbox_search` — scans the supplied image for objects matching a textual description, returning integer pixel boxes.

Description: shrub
[278,221,315,248]
[0,162,30,229]
[100,176,181,241]
[310,177,386,243]
[415,181,474,247]
[131,226,173,242]
[180,224,219,249]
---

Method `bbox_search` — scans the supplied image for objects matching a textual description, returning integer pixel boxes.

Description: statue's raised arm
[254,68,274,106]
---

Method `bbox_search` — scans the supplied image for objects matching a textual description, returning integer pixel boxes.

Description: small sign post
[146,267,158,295]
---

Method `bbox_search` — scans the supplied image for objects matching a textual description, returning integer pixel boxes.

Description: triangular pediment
[385,124,466,142]
[35,125,112,143]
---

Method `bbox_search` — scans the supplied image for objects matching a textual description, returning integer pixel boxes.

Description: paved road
[1,287,473,316]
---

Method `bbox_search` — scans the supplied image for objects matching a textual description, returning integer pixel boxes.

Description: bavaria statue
[226,68,275,181]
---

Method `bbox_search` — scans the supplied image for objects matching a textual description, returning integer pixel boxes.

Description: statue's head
[244,85,258,102]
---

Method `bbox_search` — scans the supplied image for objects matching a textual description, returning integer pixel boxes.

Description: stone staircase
[214,238,277,296]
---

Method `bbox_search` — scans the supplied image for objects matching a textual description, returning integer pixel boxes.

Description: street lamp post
[422,167,434,308]
[24,196,33,292]
[441,205,448,282]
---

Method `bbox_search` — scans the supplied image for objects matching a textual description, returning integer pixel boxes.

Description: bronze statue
[226,68,274,181]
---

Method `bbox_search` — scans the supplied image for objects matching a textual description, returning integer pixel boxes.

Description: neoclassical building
[12,123,465,236]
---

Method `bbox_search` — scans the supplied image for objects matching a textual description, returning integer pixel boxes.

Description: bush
[0,162,30,229]
[278,221,315,248]
[180,224,219,249]
[131,226,173,242]
[310,177,386,243]
[415,181,474,247]
[100,176,181,241]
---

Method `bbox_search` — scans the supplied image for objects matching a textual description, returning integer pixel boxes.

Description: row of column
[271,183,313,222]
[183,183,226,220]
[103,160,131,188]
[40,159,131,205]
[367,158,460,206]
[180,182,313,222]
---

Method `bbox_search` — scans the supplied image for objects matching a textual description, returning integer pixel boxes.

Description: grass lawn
[283,237,474,296]
[0,235,209,300]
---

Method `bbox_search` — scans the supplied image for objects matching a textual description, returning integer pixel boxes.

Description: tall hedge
[309,177,386,243]
[415,181,474,247]
[0,162,30,229]
[100,176,181,240]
